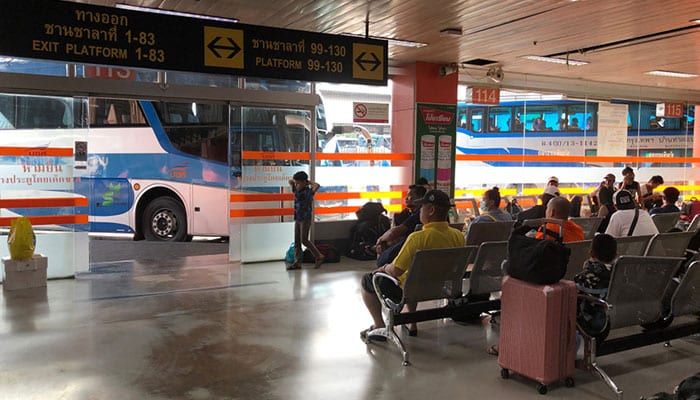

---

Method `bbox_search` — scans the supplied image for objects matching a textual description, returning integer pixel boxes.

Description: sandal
[286,263,301,270]
[486,344,499,356]
[360,325,387,342]
[314,255,325,269]
[402,325,418,337]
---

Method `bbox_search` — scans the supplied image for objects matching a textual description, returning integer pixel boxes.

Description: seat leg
[580,337,622,400]
[591,361,623,400]
[368,325,410,366]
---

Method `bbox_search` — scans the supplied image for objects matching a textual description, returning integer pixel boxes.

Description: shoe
[360,325,387,342]
[314,255,325,269]
[402,325,418,337]
[286,263,301,270]
[486,344,499,356]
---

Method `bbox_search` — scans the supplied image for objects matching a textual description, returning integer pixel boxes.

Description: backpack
[506,224,571,285]
[347,202,391,260]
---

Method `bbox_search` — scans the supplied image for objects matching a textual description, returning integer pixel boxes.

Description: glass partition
[454,90,696,217]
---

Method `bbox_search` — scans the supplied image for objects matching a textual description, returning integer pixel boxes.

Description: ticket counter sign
[0,0,388,85]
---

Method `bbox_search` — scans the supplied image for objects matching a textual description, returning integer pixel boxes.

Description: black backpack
[347,202,391,260]
[506,224,571,285]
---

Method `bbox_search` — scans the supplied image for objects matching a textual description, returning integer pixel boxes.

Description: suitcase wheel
[537,383,547,395]
[500,368,509,379]
[565,377,575,387]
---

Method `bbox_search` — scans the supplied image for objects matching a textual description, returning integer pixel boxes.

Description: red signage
[471,87,500,105]
[658,102,683,118]
[83,66,136,80]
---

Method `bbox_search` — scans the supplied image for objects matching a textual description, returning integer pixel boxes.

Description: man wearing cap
[517,185,560,222]
[360,189,465,339]
[605,189,658,237]
[547,176,559,187]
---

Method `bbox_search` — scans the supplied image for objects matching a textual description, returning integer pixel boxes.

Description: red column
[390,62,458,190]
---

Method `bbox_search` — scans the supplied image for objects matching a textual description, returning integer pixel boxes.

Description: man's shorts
[361,272,403,303]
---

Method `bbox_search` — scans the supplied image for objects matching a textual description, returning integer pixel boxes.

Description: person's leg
[361,273,386,329]
[300,219,323,266]
[293,220,303,263]
[403,302,418,335]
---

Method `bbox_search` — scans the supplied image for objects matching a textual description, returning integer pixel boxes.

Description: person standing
[288,171,323,270]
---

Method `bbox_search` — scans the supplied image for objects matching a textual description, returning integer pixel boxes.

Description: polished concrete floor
[0,242,698,400]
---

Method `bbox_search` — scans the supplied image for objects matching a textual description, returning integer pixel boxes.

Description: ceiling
[78,0,700,98]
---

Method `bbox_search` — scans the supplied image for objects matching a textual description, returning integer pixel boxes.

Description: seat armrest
[372,272,404,312]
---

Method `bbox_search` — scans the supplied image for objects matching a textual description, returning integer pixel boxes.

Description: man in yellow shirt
[360,189,465,339]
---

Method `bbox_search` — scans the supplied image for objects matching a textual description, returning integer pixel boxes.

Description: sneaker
[286,263,301,270]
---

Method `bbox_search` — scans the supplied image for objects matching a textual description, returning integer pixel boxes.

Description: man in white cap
[547,176,559,187]
[517,184,560,222]
[605,189,658,237]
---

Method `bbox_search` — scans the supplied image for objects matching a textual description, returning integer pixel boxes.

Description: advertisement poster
[597,102,629,157]
[415,103,457,195]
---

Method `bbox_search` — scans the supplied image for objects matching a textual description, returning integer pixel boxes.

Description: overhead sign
[656,102,683,118]
[0,0,388,85]
[353,102,389,123]
[470,87,500,105]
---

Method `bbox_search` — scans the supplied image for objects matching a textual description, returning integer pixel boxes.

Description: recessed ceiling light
[343,33,427,48]
[115,4,238,23]
[522,55,588,66]
[645,70,698,78]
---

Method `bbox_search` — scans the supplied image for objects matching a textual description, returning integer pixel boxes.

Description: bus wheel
[143,197,187,241]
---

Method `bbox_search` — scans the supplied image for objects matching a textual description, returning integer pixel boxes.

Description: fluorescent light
[645,70,698,78]
[115,4,238,23]
[343,33,427,48]
[522,55,589,66]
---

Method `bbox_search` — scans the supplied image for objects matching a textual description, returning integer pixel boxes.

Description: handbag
[506,221,571,285]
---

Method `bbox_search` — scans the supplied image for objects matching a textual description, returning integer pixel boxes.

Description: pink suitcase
[498,276,576,394]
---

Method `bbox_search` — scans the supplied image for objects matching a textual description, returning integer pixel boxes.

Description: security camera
[439,64,458,76]
[486,66,504,83]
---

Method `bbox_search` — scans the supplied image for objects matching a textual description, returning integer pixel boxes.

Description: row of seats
[367,224,700,378]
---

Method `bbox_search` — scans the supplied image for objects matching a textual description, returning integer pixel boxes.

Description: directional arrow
[355,51,381,72]
[207,36,241,59]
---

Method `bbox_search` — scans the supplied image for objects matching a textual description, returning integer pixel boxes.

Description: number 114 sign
[470,87,500,105]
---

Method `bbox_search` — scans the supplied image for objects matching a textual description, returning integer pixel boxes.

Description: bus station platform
[0,242,698,399]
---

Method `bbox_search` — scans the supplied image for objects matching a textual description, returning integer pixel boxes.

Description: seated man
[373,184,427,267]
[360,190,465,338]
[605,190,659,237]
[535,196,585,243]
[650,186,681,215]
[517,185,560,222]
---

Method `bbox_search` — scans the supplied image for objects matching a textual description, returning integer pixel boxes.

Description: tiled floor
[0,247,698,400]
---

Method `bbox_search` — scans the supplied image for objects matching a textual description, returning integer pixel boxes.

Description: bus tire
[142,197,187,242]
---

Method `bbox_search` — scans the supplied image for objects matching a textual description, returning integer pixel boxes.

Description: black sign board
[0,0,388,85]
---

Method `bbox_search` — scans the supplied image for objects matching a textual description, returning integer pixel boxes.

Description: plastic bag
[8,217,36,260]
[285,243,295,264]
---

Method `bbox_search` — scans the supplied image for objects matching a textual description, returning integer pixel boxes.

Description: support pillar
[391,62,458,196]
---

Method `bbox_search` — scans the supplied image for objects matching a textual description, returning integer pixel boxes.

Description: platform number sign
[656,102,683,118]
[471,87,500,105]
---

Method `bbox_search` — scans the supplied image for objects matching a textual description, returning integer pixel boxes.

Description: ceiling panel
[76,0,700,94]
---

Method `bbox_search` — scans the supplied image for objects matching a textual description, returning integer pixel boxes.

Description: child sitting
[573,233,617,337]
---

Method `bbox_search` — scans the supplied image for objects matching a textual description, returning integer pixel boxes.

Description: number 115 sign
[471,86,500,105]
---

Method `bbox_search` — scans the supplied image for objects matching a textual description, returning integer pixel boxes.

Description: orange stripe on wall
[0,147,73,157]
[456,154,699,164]
[0,214,87,227]
[230,191,404,202]
[0,197,88,208]
[316,153,412,161]
[241,150,412,161]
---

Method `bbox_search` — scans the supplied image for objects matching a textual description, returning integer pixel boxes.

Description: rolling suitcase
[498,276,576,394]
